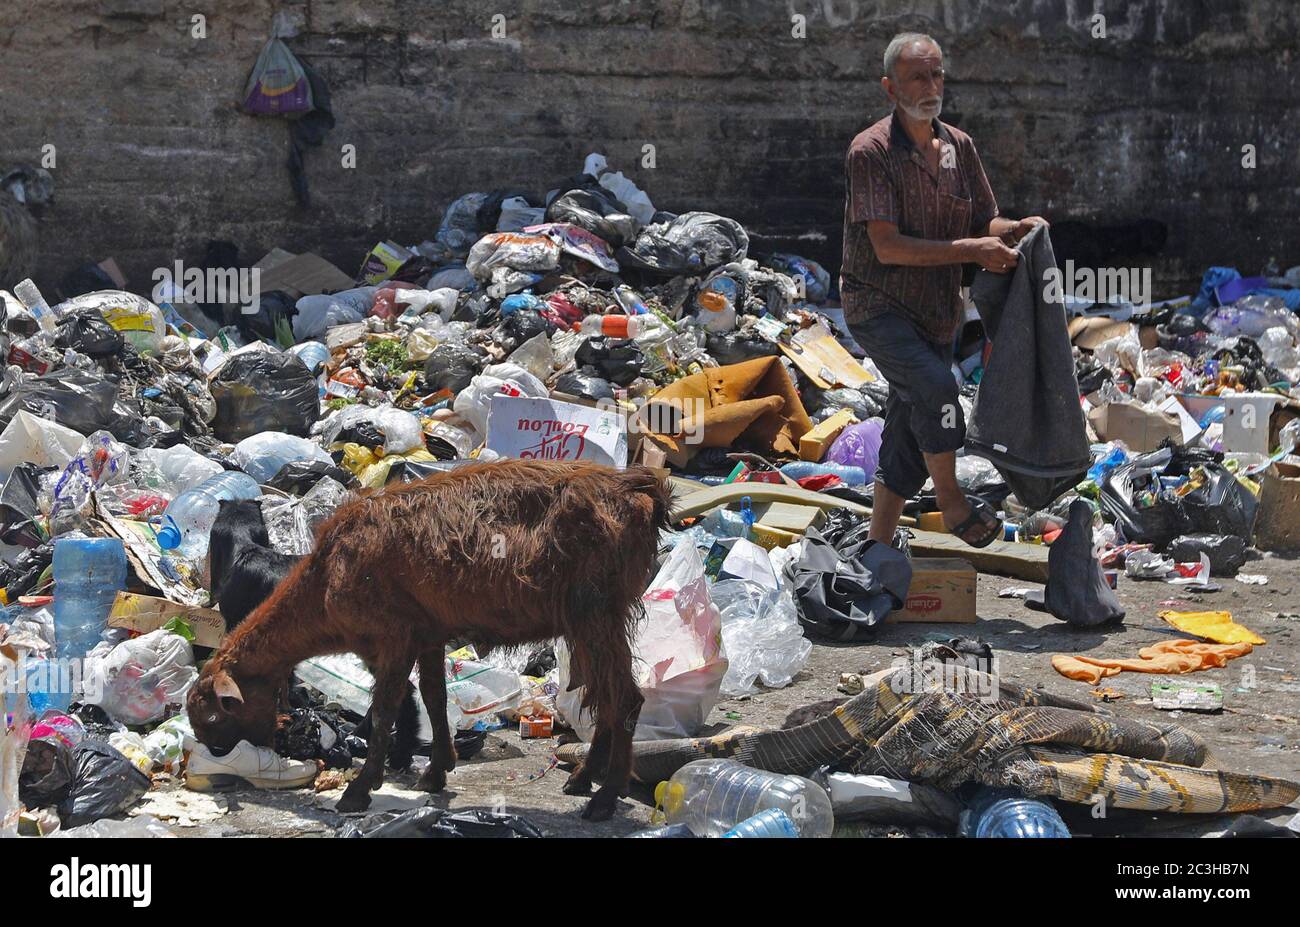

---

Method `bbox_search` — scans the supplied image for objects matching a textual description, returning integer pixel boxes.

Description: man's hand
[966,237,1019,274]
[1012,216,1049,242]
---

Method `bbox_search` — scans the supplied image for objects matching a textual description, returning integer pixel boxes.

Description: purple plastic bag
[241,38,313,116]
[826,419,883,481]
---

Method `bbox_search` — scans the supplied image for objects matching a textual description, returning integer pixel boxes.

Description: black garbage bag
[1100,444,1258,548]
[0,464,49,547]
[784,525,912,641]
[236,289,298,348]
[1075,357,1113,396]
[338,807,543,838]
[1180,462,1259,544]
[573,337,643,386]
[1168,534,1249,576]
[423,341,489,394]
[276,707,353,769]
[335,420,387,448]
[555,370,615,402]
[617,211,749,277]
[58,739,151,828]
[19,735,77,811]
[500,308,554,347]
[0,542,53,600]
[55,307,125,357]
[1099,447,1191,548]
[706,330,780,367]
[1027,499,1125,627]
[210,350,319,442]
[0,369,120,436]
[545,187,638,249]
[267,460,359,495]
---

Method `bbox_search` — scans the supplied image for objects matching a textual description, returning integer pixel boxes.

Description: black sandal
[949,496,1002,549]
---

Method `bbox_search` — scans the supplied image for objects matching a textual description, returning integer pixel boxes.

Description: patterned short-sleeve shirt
[840,112,999,344]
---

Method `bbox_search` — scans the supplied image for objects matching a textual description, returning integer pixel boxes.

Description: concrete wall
[1,0,1297,296]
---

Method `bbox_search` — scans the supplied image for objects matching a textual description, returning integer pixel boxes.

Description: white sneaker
[185,739,318,792]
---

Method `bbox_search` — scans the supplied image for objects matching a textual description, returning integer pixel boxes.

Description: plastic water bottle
[579,314,645,339]
[780,461,867,486]
[50,538,127,712]
[154,471,261,557]
[959,787,1071,838]
[722,808,800,838]
[13,278,59,334]
[625,823,697,838]
[655,759,835,838]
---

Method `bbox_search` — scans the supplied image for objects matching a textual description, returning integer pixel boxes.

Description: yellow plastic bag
[1158,610,1266,645]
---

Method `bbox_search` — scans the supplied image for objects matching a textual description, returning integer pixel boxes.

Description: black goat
[208,498,420,769]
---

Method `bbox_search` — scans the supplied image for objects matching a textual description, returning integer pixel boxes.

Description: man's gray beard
[897,98,943,121]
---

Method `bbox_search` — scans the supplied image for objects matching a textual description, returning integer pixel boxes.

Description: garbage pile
[2,148,1299,839]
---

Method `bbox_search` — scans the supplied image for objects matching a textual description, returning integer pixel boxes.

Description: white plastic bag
[135,445,224,495]
[230,431,334,483]
[320,404,424,454]
[452,362,548,434]
[557,542,727,741]
[84,628,198,726]
[293,286,378,341]
[466,233,560,280]
[0,410,85,483]
[496,196,546,232]
[709,579,811,696]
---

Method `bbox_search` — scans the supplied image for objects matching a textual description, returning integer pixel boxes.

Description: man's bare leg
[868,480,907,544]
[924,450,997,543]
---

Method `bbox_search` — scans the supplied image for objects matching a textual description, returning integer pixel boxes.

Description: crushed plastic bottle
[779,460,867,486]
[721,807,800,838]
[655,759,834,838]
[959,787,1071,838]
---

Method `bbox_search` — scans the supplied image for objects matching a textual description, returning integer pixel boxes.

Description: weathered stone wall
[1,0,1296,296]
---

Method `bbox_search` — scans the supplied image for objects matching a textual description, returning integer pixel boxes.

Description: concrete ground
[152,551,1300,838]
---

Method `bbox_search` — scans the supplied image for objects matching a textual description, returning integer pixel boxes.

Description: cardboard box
[1087,401,1182,452]
[779,323,874,390]
[1256,460,1300,551]
[255,250,354,297]
[799,408,857,461]
[108,592,226,649]
[886,558,977,623]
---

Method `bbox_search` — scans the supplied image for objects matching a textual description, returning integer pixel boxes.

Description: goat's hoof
[415,768,447,793]
[336,788,372,814]
[562,774,592,796]
[580,796,615,821]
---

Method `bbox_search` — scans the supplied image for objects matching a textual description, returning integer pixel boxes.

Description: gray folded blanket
[965,225,1091,511]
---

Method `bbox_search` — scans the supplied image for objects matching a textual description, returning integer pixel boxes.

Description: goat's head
[1,166,55,216]
[186,664,279,753]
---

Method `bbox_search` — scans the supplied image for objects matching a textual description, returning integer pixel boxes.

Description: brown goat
[187,459,672,820]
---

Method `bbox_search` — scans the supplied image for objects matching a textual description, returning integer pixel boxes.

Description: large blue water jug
[50,538,127,711]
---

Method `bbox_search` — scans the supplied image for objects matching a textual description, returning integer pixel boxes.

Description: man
[841,32,1048,548]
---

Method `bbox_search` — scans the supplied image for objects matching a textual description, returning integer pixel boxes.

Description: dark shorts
[849,311,964,499]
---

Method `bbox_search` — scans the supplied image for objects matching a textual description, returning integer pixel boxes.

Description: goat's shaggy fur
[189,460,673,820]
[207,498,420,768]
